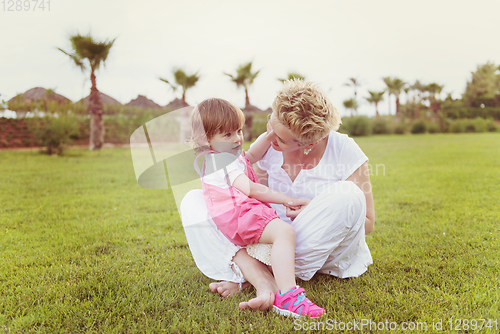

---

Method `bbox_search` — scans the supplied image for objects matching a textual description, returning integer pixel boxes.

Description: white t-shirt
[251,131,368,224]
[202,153,246,189]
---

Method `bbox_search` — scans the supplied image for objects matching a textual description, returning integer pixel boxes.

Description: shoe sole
[272,305,325,318]
[272,305,302,318]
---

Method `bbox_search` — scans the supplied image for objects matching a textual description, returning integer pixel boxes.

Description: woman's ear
[306,141,320,150]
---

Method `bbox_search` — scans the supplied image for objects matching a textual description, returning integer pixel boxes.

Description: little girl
[190,97,325,318]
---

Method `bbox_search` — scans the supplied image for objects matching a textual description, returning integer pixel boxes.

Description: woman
[180,79,375,311]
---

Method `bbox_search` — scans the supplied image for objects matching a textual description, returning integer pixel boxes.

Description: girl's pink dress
[199,152,279,247]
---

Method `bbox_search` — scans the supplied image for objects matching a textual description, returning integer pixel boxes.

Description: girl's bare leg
[258,218,297,292]
[208,248,278,310]
[235,249,278,310]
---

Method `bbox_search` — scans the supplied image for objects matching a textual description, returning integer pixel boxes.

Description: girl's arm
[232,173,302,207]
[244,122,274,165]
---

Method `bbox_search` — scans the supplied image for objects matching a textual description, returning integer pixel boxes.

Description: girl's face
[209,127,244,156]
[267,113,303,152]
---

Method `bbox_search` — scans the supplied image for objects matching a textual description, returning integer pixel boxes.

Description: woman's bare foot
[209,281,250,297]
[239,276,277,311]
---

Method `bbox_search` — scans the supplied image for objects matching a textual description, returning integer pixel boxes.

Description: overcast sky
[1,0,499,117]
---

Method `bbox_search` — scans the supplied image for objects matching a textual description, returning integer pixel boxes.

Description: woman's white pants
[180,181,372,283]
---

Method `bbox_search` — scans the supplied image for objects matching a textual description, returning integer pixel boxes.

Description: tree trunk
[243,110,253,141]
[431,96,438,122]
[89,70,104,150]
[244,87,250,109]
[395,94,400,118]
[387,94,391,115]
[182,90,186,105]
[375,102,379,117]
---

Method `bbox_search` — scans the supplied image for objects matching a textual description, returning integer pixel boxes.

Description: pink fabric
[202,155,279,247]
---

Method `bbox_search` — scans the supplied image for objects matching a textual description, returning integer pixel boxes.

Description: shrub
[485,118,498,132]
[473,117,487,132]
[27,115,79,155]
[464,119,475,133]
[411,120,426,134]
[371,117,392,135]
[427,122,440,134]
[340,116,372,136]
[394,122,407,135]
[252,113,269,139]
[449,120,465,133]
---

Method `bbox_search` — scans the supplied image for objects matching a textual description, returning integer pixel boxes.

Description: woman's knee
[180,189,205,227]
[322,181,365,214]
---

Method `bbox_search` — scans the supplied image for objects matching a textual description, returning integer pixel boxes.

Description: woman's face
[267,113,303,153]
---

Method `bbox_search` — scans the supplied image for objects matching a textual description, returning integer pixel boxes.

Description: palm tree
[160,68,200,105]
[225,62,260,141]
[59,33,115,150]
[411,80,426,119]
[365,90,385,117]
[345,77,361,99]
[426,83,444,121]
[383,77,406,117]
[343,98,358,117]
[224,62,259,108]
[278,72,305,82]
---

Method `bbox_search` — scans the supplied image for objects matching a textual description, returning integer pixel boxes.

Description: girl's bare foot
[239,277,277,311]
[209,281,250,297]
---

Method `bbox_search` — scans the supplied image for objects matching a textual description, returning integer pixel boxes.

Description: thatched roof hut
[79,92,122,105]
[8,87,72,103]
[165,98,189,110]
[125,95,162,109]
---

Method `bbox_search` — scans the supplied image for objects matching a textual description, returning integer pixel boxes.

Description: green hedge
[442,107,500,120]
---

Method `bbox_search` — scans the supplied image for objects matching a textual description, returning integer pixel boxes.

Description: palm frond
[159,77,177,91]
[58,47,86,71]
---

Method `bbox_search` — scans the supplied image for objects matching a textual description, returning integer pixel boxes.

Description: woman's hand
[285,198,310,221]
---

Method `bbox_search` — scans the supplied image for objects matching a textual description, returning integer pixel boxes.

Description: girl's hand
[286,205,304,221]
[285,198,310,221]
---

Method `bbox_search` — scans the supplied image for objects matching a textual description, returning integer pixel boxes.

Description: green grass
[1,133,499,333]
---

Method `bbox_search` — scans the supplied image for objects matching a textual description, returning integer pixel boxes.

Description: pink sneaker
[272,286,325,318]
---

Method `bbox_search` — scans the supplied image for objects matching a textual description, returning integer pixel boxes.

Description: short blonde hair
[272,79,341,145]
[190,98,245,153]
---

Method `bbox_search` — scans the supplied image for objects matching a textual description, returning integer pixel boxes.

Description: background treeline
[1,104,498,153]
[2,60,500,154]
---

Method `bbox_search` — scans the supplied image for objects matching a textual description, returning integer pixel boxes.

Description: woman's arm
[232,173,300,206]
[346,162,375,234]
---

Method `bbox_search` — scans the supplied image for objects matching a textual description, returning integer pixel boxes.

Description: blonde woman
[181,79,375,311]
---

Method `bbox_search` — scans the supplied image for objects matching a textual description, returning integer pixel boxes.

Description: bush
[27,115,79,155]
[449,119,465,133]
[464,119,475,133]
[394,122,407,135]
[485,118,498,132]
[252,113,269,139]
[411,120,426,134]
[371,117,392,135]
[473,117,487,132]
[340,116,372,136]
[427,122,440,134]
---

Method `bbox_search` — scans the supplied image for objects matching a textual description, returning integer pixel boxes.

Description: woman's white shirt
[251,131,368,224]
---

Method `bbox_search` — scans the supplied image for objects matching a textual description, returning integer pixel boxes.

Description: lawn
[1,133,499,333]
